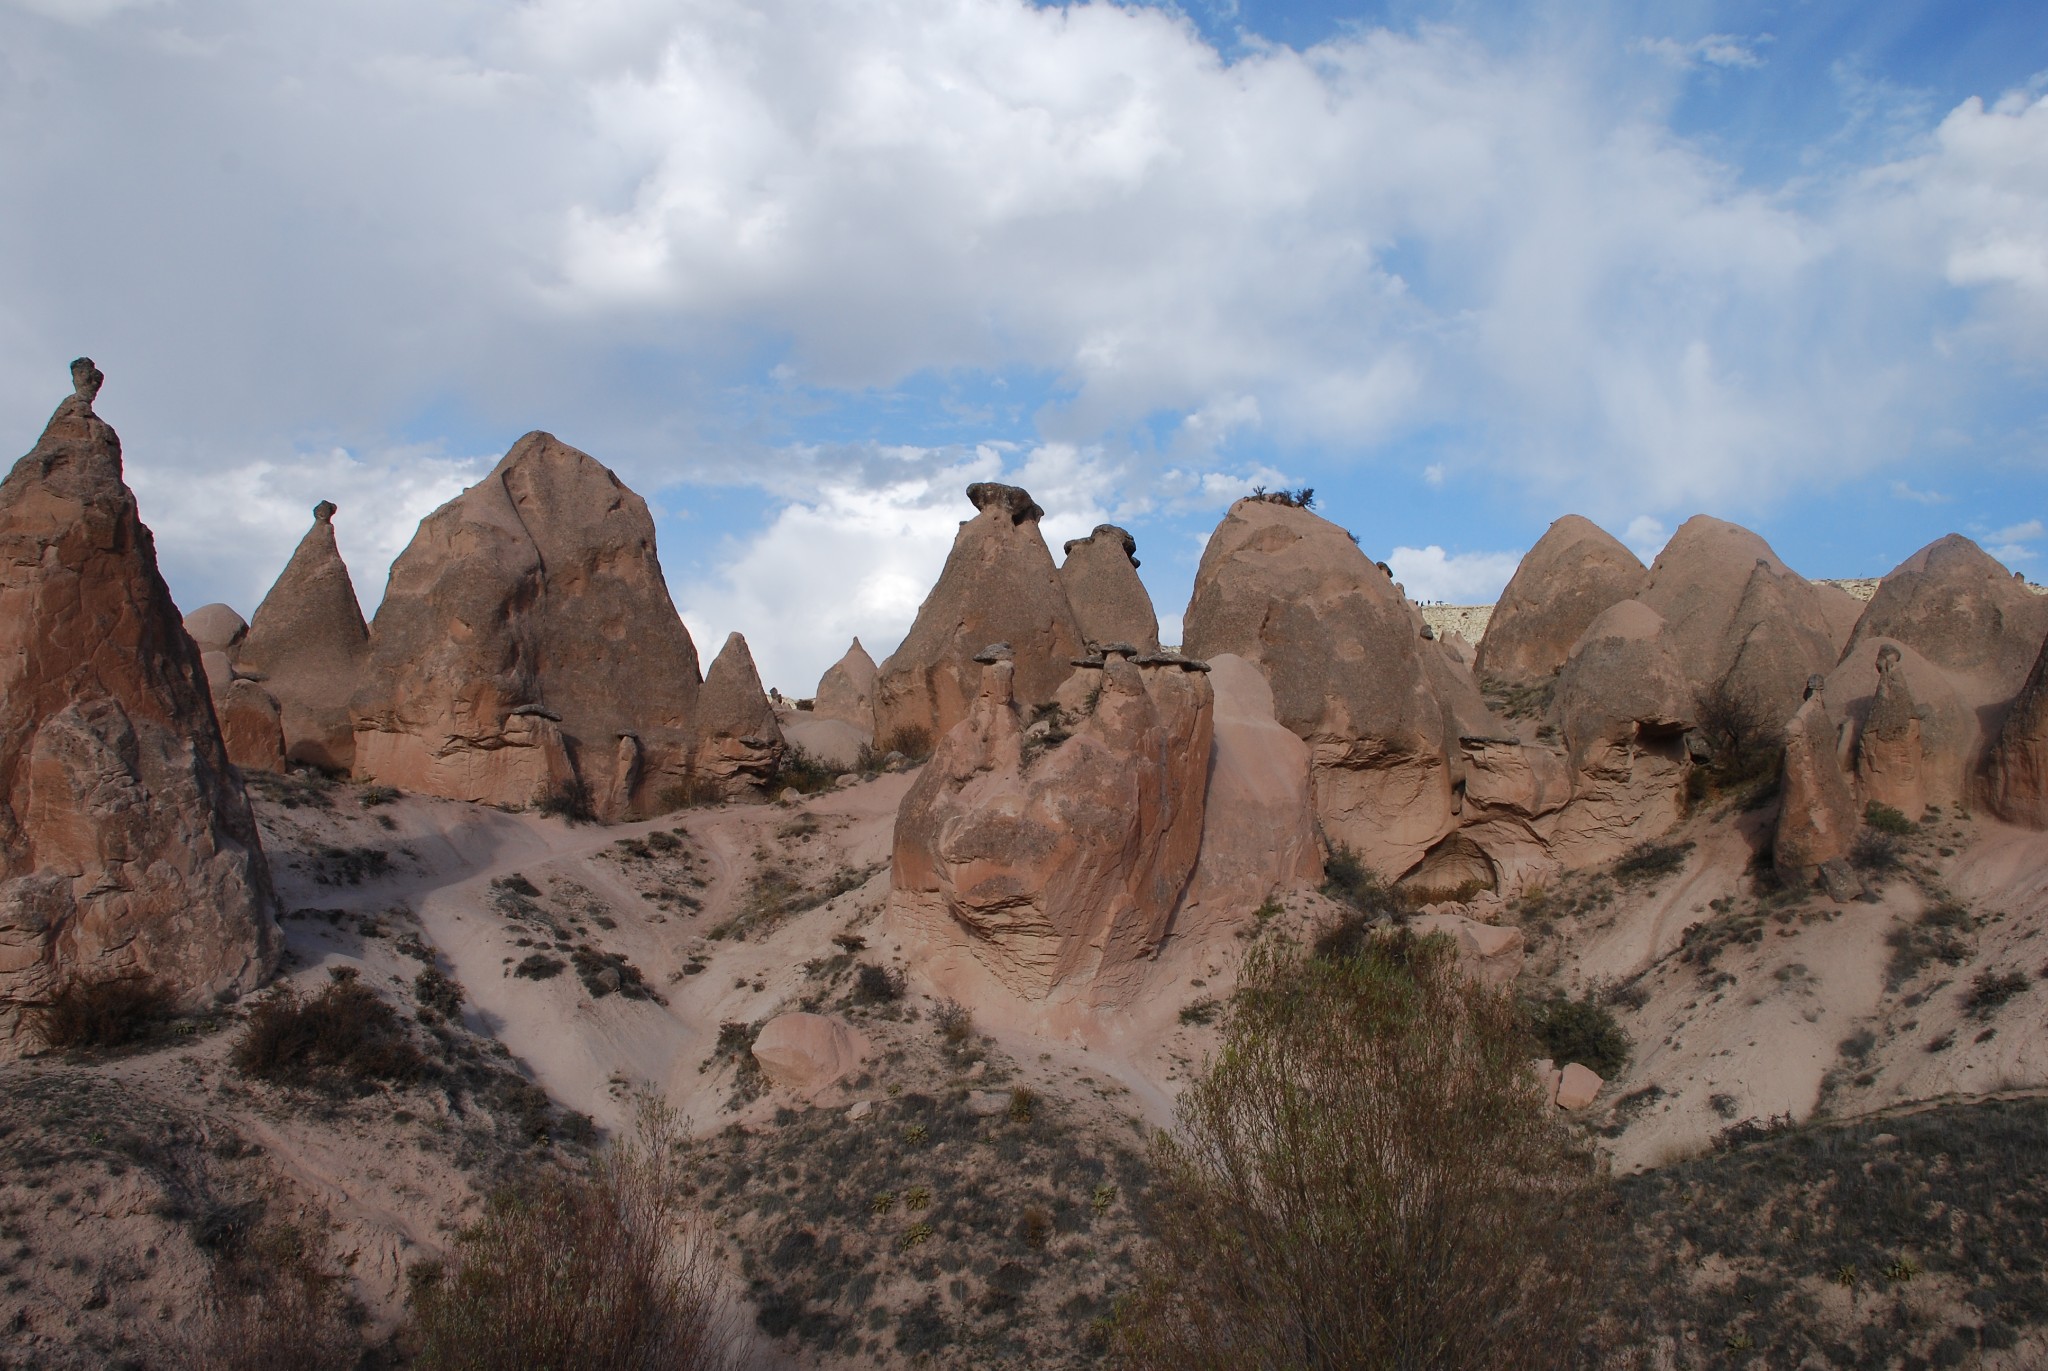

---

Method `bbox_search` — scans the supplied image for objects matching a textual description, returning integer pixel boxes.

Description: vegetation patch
[232,969,426,1090]
[25,976,176,1051]
[1523,992,1631,1077]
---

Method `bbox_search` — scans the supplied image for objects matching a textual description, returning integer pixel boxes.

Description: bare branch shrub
[408,1102,738,1370]
[1115,932,1603,1370]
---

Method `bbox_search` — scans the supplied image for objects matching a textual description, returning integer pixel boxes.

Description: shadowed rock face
[1775,678,1860,879]
[696,632,784,801]
[1846,534,2048,705]
[813,638,878,734]
[349,431,700,819]
[1637,515,1839,727]
[873,483,1084,750]
[1058,524,1160,653]
[1475,515,1645,686]
[237,501,370,771]
[1183,497,1451,874]
[1827,636,1976,814]
[889,653,1213,1002]
[1985,633,2048,828]
[0,361,278,1038]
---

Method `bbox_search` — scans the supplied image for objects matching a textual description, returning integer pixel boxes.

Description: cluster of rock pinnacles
[6,361,2048,1037]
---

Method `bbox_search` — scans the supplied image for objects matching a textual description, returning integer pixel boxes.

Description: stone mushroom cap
[237,500,370,771]
[1058,523,1160,653]
[1474,515,1645,685]
[873,482,1084,746]
[0,360,278,1028]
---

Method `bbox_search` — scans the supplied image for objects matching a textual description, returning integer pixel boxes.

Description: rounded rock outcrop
[1058,524,1160,653]
[1475,515,1645,686]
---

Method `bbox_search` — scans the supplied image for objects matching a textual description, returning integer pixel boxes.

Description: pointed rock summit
[1058,524,1159,653]
[813,638,878,733]
[0,361,277,1038]
[238,500,370,770]
[1475,515,1644,685]
[350,431,701,819]
[873,483,1083,750]
[1846,534,2048,704]
[696,632,784,800]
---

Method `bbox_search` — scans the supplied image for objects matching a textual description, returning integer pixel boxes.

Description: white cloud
[1632,34,1769,72]
[1990,518,2044,544]
[1891,480,1951,505]
[1624,515,1669,563]
[1386,545,1523,605]
[1422,462,1446,488]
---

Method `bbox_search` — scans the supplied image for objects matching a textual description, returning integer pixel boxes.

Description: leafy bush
[535,780,597,825]
[1612,840,1693,885]
[852,962,903,1004]
[232,970,425,1088]
[1525,993,1632,1078]
[1864,802,1914,836]
[931,999,973,1044]
[26,975,173,1049]
[1689,683,1783,804]
[408,1106,737,1370]
[514,954,566,980]
[1852,828,1903,871]
[779,747,843,795]
[877,724,933,762]
[1118,932,1601,1370]
[1965,969,2031,1017]
[414,966,464,1020]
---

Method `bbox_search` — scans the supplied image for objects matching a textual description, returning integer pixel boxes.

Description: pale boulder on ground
[752,1012,871,1091]
[1775,677,1861,883]
[812,638,878,734]
[889,649,1213,1002]
[872,483,1084,751]
[1183,496,1452,875]
[1409,911,1526,985]
[695,632,785,801]
[350,432,701,819]
[0,361,278,1039]
[1474,515,1645,685]
[237,501,370,771]
[1553,1062,1604,1110]
[1057,524,1160,653]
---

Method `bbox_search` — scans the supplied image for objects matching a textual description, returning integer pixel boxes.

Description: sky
[1,0,2045,693]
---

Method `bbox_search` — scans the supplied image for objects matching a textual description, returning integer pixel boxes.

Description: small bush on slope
[1115,931,1602,1370]
[408,1104,738,1371]
[232,969,425,1090]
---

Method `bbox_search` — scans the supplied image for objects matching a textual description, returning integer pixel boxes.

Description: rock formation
[752,1012,870,1091]
[1855,645,1926,816]
[695,632,784,800]
[349,432,701,819]
[237,501,370,771]
[215,681,287,775]
[890,647,1213,1000]
[1984,631,2048,828]
[1183,496,1452,873]
[183,603,247,693]
[1774,676,1860,882]
[1057,524,1160,652]
[0,360,278,1038]
[1845,534,2048,699]
[1637,516,1838,726]
[872,484,1084,752]
[813,638,878,734]
[1474,515,1645,685]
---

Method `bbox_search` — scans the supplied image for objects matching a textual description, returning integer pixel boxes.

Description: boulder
[1774,677,1860,880]
[349,432,701,819]
[872,483,1084,752]
[237,501,370,771]
[695,632,784,800]
[1058,524,1160,652]
[1984,630,2048,828]
[1553,1062,1603,1110]
[1826,636,1976,813]
[183,603,247,656]
[216,680,287,775]
[1183,497,1452,874]
[813,638,878,734]
[1474,515,1645,685]
[1554,601,1695,769]
[1637,516,1839,725]
[0,360,278,1040]
[1845,534,2048,703]
[1411,912,1525,986]
[752,1012,871,1091]
[1175,654,1323,935]
[889,649,1213,1001]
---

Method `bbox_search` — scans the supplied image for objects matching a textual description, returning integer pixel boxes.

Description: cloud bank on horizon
[1,0,2044,690]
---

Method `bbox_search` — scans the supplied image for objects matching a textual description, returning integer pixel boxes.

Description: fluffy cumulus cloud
[1386,545,1524,606]
[1,0,2046,655]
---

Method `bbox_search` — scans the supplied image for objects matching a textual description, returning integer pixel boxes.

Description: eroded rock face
[889,652,1213,1001]
[1826,637,1975,814]
[1183,497,1451,874]
[1985,632,2048,828]
[1846,535,2048,698]
[873,483,1083,751]
[1775,678,1860,879]
[1857,646,1925,816]
[695,632,784,801]
[0,361,278,1037]
[237,501,370,771]
[1637,516,1839,725]
[1058,524,1159,653]
[349,432,700,819]
[216,681,287,776]
[1474,515,1645,685]
[813,638,878,734]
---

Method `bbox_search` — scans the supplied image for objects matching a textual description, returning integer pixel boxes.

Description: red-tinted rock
[1058,524,1159,652]
[1475,515,1645,685]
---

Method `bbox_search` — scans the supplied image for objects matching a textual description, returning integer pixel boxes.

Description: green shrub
[414,967,464,1020]
[778,747,842,795]
[852,963,902,1004]
[1965,969,2031,1017]
[877,725,933,762]
[514,954,566,980]
[1864,802,1914,836]
[1612,840,1693,885]
[26,975,174,1050]
[1524,993,1632,1078]
[233,970,425,1088]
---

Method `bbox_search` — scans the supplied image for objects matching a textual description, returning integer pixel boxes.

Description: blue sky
[1,0,2044,691]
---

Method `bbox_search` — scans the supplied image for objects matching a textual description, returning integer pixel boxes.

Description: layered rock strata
[0,361,277,1037]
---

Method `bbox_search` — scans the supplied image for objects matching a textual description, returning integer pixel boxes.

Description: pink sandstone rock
[752,1012,871,1091]
[1475,515,1645,686]
[237,501,370,771]
[1553,1062,1603,1110]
